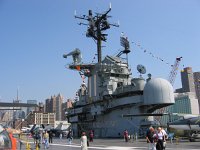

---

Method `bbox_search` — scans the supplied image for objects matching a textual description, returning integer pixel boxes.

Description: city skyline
[0,0,200,102]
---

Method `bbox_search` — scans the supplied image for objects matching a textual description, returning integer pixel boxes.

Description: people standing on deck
[35,131,40,148]
[156,127,166,150]
[80,131,88,150]
[43,131,49,149]
[123,129,129,142]
[49,131,53,144]
[89,130,94,142]
[40,130,43,144]
[161,127,168,150]
[146,127,157,150]
[67,129,73,144]
[59,132,63,139]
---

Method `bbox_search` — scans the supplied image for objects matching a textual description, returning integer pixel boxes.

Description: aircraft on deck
[168,114,200,131]
[168,114,200,141]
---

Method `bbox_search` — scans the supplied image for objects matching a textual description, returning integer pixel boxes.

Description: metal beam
[0,102,38,107]
[122,113,169,117]
[0,108,21,110]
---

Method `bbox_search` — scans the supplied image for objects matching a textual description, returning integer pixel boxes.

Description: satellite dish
[137,64,146,74]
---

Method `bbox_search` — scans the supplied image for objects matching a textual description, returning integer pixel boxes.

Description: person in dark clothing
[48,131,53,143]
[123,129,129,142]
[146,127,157,150]
[89,130,94,142]
[67,130,73,144]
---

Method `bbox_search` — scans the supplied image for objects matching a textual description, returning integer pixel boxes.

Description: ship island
[63,6,174,138]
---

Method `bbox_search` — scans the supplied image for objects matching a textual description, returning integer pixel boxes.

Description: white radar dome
[143,78,174,105]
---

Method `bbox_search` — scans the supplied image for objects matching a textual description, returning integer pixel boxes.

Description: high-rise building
[45,96,56,113]
[38,102,45,112]
[45,98,51,113]
[160,92,199,124]
[180,67,196,93]
[56,94,63,121]
[45,94,63,121]
[62,99,73,120]
[193,72,200,112]
[161,67,200,124]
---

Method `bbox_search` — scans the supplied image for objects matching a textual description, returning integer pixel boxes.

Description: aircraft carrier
[63,6,175,137]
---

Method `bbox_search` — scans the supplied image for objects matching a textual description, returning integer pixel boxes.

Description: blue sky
[0,0,200,103]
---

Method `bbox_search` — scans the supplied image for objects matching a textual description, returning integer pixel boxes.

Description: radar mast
[75,4,119,63]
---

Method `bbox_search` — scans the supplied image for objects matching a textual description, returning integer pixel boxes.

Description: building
[180,67,196,93]
[173,92,199,114]
[45,94,63,120]
[38,102,45,112]
[160,92,199,124]
[61,99,73,120]
[1,111,12,124]
[159,67,200,124]
[175,67,200,113]
[26,112,55,127]
[193,72,200,112]
[56,94,63,121]
[45,96,56,113]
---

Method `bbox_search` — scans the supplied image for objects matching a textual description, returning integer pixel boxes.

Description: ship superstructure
[63,6,174,137]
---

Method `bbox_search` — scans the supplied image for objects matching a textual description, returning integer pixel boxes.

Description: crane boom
[168,57,182,86]
[156,57,182,124]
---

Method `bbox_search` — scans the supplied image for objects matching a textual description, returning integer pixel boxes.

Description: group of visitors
[32,130,53,149]
[146,126,168,150]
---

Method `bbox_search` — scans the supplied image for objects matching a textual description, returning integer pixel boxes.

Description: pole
[97,24,102,63]
[13,100,15,129]
[97,38,101,63]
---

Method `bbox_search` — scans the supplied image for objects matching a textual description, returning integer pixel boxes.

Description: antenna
[137,64,146,77]
[74,4,119,63]
[120,36,130,53]
[116,34,131,65]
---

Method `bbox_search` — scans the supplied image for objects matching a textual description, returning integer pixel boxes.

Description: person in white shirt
[161,127,167,150]
[156,127,166,150]
[80,132,88,150]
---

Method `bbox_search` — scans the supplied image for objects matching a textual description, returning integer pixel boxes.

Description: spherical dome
[143,78,174,105]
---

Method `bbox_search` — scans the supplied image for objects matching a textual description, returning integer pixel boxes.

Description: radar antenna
[74,3,119,63]
[137,64,146,77]
[116,34,131,64]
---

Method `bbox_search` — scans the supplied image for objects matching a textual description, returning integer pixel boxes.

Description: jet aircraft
[168,114,200,141]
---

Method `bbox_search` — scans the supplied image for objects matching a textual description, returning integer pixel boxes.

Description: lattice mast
[74,4,119,63]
